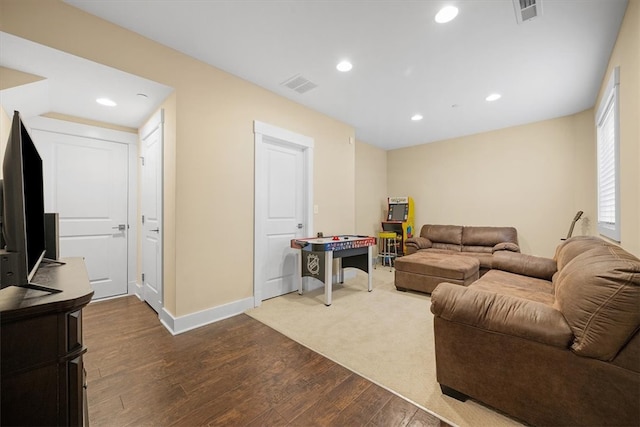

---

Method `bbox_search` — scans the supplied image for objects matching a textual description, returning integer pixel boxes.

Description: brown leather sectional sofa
[430,236,640,426]
[405,224,520,275]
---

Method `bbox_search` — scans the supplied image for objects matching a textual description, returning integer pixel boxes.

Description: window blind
[597,98,616,224]
[595,67,620,241]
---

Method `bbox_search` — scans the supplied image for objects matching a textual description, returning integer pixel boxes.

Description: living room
[0,0,638,426]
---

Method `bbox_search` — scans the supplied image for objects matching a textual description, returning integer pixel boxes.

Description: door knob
[297,223,303,229]
[112,224,126,231]
[150,228,160,233]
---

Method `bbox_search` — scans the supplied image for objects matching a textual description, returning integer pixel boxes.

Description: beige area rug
[246,268,522,427]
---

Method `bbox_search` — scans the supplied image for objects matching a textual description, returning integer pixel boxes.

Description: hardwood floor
[84,296,451,427]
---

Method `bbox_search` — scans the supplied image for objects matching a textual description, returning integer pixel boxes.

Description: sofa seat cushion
[417,249,495,271]
[462,245,493,254]
[471,270,555,306]
[418,248,461,255]
[431,283,572,347]
[431,243,462,252]
[396,252,479,280]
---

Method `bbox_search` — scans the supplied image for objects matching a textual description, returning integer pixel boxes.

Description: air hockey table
[290,235,376,306]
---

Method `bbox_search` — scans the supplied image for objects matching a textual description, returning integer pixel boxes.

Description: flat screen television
[0,111,60,293]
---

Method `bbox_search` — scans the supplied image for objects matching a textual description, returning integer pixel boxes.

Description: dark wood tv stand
[0,258,93,426]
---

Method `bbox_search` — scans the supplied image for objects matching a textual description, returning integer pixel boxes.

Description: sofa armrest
[492,242,520,253]
[431,283,573,348]
[492,251,557,280]
[405,236,432,251]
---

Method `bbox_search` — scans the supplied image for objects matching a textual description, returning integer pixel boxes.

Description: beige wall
[388,110,596,257]
[387,1,639,259]
[1,0,637,319]
[595,0,639,256]
[0,66,44,90]
[0,0,356,317]
[0,66,28,170]
[355,140,388,240]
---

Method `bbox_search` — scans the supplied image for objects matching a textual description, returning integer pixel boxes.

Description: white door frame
[139,109,164,311]
[254,121,313,307]
[26,115,138,295]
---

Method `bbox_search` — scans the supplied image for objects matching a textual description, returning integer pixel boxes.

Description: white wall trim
[27,115,138,145]
[253,120,314,307]
[159,297,255,335]
[139,109,165,312]
[127,142,138,295]
[254,121,314,148]
[140,109,164,140]
[134,281,144,299]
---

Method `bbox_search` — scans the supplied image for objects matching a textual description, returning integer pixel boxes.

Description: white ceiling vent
[281,74,317,94]
[513,0,542,24]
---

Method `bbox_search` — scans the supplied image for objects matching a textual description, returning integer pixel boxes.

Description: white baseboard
[137,269,355,335]
[159,297,255,335]
[131,281,143,299]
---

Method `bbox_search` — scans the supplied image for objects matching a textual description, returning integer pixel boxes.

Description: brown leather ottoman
[395,252,479,294]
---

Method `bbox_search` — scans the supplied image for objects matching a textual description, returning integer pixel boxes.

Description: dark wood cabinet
[1,258,93,426]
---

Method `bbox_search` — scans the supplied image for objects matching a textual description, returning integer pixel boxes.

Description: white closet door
[32,122,131,299]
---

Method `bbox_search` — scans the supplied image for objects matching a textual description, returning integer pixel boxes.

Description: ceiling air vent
[513,0,542,24]
[281,74,317,94]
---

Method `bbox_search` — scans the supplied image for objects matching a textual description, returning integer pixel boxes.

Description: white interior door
[31,122,130,299]
[263,142,304,300]
[254,121,313,305]
[140,111,163,313]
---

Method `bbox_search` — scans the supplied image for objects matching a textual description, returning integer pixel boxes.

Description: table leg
[296,250,303,295]
[324,251,333,306]
[367,245,373,292]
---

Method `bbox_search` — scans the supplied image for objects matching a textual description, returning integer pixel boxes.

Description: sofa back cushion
[462,226,518,247]
[554,235,610,270]
[420,224,463,246]
[553,244,640,361]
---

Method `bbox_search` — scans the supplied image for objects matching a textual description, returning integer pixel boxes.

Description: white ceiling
[0,32,173,129]
[3,1,629,149]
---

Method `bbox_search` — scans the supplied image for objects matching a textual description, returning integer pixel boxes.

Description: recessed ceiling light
[336,60,353,72]
[435,6,459,23]
[485,93,502,102]
[96,97,117,107]
[411,114,423,121]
